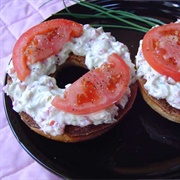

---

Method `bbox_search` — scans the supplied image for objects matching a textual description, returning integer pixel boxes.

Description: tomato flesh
[142,22,180,81]
[52,53,130,115]
[12,19,83,81]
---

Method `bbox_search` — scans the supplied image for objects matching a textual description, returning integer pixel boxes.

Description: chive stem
[45,0,165,33]
[70,0,149,32]
[91,24,148,33]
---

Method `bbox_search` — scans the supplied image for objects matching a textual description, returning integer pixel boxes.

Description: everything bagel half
[17,81,137,142]
[4,19,137,142]
[136,21,180,123]
[20,83,137,143]
[138,78,180,123]
[6,53,138,142]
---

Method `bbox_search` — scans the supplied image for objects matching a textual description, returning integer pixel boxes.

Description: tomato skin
[12,19,83,81]
[52,53,130,115]
[142,22,180,82]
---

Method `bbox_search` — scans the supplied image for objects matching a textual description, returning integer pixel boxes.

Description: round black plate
[3,1,180,179]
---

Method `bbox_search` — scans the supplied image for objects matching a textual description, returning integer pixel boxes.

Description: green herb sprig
[41,0,165,33]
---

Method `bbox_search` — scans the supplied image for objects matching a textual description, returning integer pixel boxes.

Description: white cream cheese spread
[136,40,180,110]
[4,24,136,136]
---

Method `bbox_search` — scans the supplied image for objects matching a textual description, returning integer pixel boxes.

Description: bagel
[4,19,137,142]
[7,71,137,143]
[136,21,180,123]
[138,78,180,123]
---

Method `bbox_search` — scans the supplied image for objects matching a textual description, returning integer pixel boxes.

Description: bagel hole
[55,65,89,88]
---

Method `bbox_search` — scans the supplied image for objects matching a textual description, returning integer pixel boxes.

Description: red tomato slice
[52,53,130,115]
[142,22,180,82]
[12,19,83,81]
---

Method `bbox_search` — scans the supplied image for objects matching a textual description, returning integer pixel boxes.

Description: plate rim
[3,1,180,179]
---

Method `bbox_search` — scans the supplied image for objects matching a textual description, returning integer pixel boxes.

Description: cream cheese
[4,24,136,136]
[136,40,180,110]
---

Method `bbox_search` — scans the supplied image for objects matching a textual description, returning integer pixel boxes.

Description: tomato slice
[12,19,83,81]
[52,53,130,115]
[142,22,180,82]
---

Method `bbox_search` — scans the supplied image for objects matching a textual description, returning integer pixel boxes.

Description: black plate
[3,1,180,179]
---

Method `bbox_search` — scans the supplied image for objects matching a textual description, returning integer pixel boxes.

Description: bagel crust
[6,52,138,142]
[16,82,137,142]
[6,50,138,142]
[4,23,138,143]
[138,78,180,123]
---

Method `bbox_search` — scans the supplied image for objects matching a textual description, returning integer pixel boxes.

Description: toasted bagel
[7,52,138,143]
[18,82,137,142]
[7,76,137,143]
[138,78,180,123]
[4,20,138,143]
